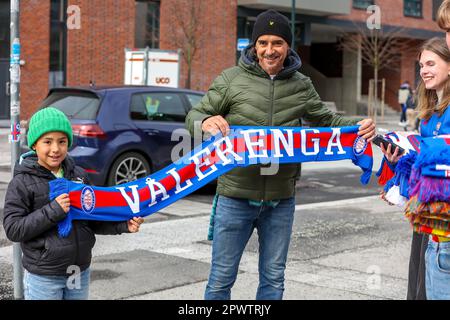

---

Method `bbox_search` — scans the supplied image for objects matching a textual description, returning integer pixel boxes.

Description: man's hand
[202,115,230,136]
[357,118,376,141]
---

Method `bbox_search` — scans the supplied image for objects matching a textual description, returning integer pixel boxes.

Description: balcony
[237,0,351,16]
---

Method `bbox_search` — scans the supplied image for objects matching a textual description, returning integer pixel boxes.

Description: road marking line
[295,195,380,211]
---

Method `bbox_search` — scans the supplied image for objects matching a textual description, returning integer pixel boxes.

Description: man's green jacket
[186,46,360,201]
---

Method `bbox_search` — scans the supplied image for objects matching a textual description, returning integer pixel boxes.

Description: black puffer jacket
[3,153,129,276]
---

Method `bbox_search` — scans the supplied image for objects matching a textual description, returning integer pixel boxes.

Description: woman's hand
[380,142,403,164]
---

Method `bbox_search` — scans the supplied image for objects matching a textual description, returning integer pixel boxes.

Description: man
[186,9,375,300]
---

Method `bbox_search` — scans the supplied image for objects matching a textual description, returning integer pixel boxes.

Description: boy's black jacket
[3,153,129,276]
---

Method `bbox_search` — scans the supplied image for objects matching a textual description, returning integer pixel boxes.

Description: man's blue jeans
[425,238,450,300]
[24,268,90,300]
[205,195,295,300]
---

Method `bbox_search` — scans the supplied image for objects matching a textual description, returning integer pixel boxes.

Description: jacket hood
[15,151,77,179]
[239,44,302,80]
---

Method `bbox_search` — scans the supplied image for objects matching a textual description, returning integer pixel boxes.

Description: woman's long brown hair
[416,37,450,120]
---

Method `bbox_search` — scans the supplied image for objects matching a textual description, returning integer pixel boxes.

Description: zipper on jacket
[262,79,275,201]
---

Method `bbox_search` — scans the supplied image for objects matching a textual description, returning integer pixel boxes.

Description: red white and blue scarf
[50,126,373,237]
[379,133,450,205]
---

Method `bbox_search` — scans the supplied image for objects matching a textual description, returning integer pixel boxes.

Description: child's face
[33,131,69,172]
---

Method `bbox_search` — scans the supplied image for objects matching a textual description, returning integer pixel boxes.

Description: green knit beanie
[27,107,73,148]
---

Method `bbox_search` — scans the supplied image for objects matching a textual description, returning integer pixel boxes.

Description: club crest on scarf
[81,186,95,214]
[353,136,367,156]
[50,126,373,237]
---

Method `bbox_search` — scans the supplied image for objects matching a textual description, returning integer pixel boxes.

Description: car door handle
[144,129,160,136]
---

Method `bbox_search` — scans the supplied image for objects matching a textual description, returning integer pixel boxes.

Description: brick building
[0,0,445,121]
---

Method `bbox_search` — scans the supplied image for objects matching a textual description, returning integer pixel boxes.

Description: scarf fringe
[207,194,219,241]
[377,159,395,186]
[409,176,450,203]
[383,152,416,198]
[57,214,73,238]
[49,178,69,200]
[49,178,73,237]
[360,170,371,185]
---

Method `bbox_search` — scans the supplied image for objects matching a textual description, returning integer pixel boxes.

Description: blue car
[22,86,204,186]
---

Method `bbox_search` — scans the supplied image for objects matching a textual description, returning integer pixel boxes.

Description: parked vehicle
[21,86,204,186]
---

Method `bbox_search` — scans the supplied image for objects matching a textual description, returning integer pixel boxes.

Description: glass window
[49,0,67,88]
[433,0,443,21]
[130,92,186,122]
[353,0,374,10]
[404,0,422,18]
[135,0,160,49]
[40,91,100,120]
[0,0,10,59]
[185,93,203,109]
[130,94,148,120]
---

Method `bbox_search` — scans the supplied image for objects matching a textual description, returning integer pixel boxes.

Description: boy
[3,107,143,300]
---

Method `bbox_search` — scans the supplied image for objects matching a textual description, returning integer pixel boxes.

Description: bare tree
[171,0,205,89]
[339,23,416,119]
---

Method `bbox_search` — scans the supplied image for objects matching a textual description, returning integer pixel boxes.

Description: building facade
[0,0,444,121]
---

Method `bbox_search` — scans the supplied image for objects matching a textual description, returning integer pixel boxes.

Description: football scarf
[50,125,373,237]
[377,134,450,238]
[375,131,422,206]
[409,135,450,203]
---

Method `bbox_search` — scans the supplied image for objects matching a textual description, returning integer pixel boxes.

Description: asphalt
[0,109,418,301]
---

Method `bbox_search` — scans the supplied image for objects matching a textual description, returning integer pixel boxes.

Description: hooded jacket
[3,153,129,276]
[186,46,360,201]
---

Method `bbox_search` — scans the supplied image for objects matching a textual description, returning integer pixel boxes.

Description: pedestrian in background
[398,80,411,127]
[2,107,144,300]
[186,9,375,300]
[406,89,418,132]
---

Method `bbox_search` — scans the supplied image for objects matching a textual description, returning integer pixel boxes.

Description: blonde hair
[416,37,450,120]
[437,0,450,30]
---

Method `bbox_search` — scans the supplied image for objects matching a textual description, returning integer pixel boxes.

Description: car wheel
[107,152,151,186]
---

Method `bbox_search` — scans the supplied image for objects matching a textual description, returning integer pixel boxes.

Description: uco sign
[155,77,170,85]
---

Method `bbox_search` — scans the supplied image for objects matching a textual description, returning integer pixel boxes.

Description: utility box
[124,48,181,88]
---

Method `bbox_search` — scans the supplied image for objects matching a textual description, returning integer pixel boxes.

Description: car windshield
[39,91,100,120]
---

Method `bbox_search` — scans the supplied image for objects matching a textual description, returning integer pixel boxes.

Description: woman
[381,37,450,300]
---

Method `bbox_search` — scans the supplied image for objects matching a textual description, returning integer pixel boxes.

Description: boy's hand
[55,193,71,213]
[127,217,144,233]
